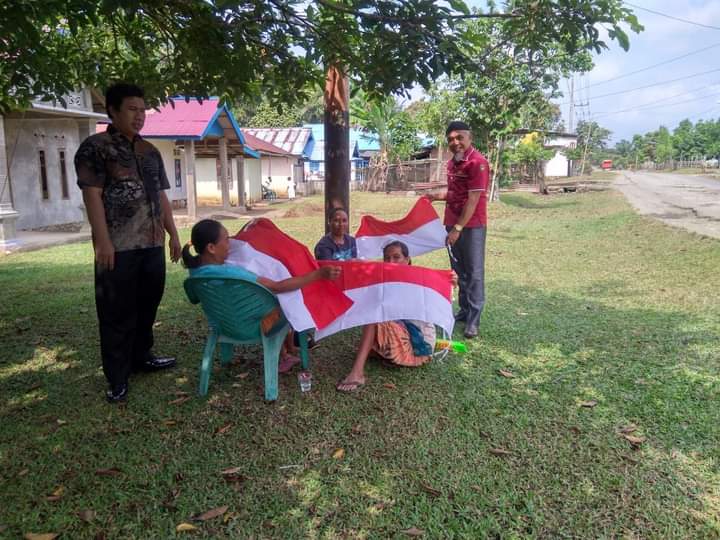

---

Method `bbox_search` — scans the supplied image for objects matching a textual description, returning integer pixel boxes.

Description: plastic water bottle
[298,371,312,392]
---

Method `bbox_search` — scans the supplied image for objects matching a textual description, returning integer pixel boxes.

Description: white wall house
[242,128,312,197]
[0,89,107,247]
[543,133,577,177]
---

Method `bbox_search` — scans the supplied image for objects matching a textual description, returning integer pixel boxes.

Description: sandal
[336,379,365,393]
[278,355,301,374]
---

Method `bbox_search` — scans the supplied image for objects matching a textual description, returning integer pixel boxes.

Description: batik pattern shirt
[75,125,170,251]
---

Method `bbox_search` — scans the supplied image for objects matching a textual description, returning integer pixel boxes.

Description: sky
[457,0,720,145]
[555,1,720,143]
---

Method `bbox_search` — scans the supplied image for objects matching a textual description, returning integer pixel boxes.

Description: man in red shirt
[427,121,489,338]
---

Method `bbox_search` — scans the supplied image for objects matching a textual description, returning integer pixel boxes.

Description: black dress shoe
[463,329,478,339]
[138,355,177,372]
[106,383,128,403]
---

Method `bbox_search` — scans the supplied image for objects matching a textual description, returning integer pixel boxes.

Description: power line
[596,82,720,113]
[559,67,720,104]
[587,42,720,88]
[595,90,720,118]
[625,2,720,32]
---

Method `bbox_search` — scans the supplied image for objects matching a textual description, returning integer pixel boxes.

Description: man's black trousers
[94,246,165,387]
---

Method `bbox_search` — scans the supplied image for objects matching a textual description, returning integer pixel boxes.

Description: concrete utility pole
[184,140,197,221]
[323,64,351,233]
[568,76,575,134]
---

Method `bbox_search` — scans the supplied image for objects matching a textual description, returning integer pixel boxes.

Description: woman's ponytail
[182,219,224,269]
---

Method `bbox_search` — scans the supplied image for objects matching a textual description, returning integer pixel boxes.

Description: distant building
[241,127,314,197]
[515,129,578,178]
[135,98,260,207]
[1,88,107,248]
[303,123,380,183]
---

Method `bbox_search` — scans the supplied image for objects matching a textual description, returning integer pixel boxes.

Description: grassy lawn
[1,190,719,539]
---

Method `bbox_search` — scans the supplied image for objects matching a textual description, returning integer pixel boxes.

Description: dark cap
[446,121,471,135]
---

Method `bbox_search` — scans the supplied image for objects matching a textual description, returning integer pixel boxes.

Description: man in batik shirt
[75,83,181,402]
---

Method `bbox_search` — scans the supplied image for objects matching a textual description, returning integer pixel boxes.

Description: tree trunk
[323,64,350,233]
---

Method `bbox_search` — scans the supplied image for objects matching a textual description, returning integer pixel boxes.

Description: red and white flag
[227,218,353,331]
[315,260,455,340]
[354,197,447,259]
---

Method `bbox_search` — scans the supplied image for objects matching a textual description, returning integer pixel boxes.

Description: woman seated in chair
[183,219,340,372]
[336,241,437,393]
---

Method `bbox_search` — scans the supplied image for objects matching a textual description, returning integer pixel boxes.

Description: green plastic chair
[184,269,309,401]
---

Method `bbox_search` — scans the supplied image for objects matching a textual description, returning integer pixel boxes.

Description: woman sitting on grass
[336,240,438,393]
[183,219,341,373]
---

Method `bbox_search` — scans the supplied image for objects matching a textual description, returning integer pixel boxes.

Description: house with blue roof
[303,124,380,183]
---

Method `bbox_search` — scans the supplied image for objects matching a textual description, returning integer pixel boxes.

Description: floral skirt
[373,322,431,367]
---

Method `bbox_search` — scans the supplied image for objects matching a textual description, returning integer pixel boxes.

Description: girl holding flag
[336,241,438,393]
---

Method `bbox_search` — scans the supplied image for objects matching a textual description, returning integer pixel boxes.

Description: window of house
[58,149,69,199]
[215,158,233,190]
[39,150,49,200]
[174,158,182,188]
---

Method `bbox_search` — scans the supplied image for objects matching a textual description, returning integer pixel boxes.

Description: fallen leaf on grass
[221,466,242,476]
[45,486,65,501]
[488,448,512,457]
[223,511,239,523]
[420,483,441,498]
[95,467,122,477]
[193,505,228,521]
[236,372,250,379]
[332,448,345,460]
[619,424,638,434]
[383,382,397,390]
[401,527,425,537]
[169,396,191,405]
[163,420,177,427]
[214,423,233,435]
[580,400,598,408]
[18,468,29,477]
[23,534,58,540]
[77,509,96,523]
[623,434,646,446]
[56,419,67,426]
[498,369,515,378]
[176,522,198,532]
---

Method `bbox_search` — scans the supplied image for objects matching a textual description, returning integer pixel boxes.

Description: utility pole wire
[559,67,720,104]
[624,3,720,32]
[586,42,720,88]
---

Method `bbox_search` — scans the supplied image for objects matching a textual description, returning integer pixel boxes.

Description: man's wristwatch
[453,224,464,232]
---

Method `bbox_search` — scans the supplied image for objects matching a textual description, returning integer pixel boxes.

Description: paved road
[614,171,720,239]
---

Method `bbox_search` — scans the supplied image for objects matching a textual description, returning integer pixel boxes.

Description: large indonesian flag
[355,197,447,259]
[315,260,455,340]
[227,219,353,331]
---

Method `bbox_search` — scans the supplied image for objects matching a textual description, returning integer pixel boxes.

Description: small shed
[138,98,260,211]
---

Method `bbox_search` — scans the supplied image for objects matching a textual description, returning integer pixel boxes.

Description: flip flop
[336,379,365,393]
[278,355,301,374]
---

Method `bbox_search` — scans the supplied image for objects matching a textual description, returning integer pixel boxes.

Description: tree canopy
[612,117,720,168]
[1,0,641,113]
